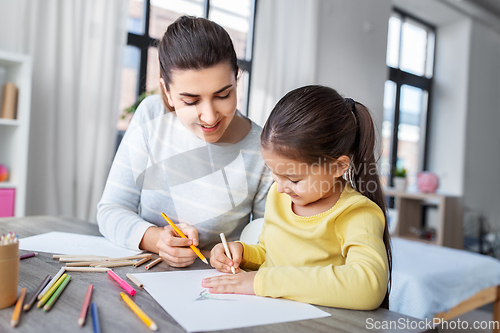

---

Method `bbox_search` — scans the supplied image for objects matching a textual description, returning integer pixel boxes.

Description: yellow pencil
[161,212,208,264]
[120,292,158,331]
[10,287,27,327]
[37,274,67,308]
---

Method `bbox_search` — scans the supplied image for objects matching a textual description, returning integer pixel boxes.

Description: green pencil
[43,275,72,311]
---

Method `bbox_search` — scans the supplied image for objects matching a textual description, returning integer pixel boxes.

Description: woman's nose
[199,102,218,125]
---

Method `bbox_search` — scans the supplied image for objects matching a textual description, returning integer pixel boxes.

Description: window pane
[117,46,140,131]
[386,16,401,68]
[397,85,427,188]
[381,80,396,187]
[149,0,204,40]
[237,70,249,115]
[146,47,160,94]
[400,20,427,76]
[209,0,251,60]
[425,31,435,78]
[128,0,145,35]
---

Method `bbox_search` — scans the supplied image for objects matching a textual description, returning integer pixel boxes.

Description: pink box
[0,188,15,217]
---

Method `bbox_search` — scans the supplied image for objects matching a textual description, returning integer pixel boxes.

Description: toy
[0,164,8,182]
[417,171,439,193]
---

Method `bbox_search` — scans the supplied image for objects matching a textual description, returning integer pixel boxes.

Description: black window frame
[126,0,258,117]
[387,7,436,186]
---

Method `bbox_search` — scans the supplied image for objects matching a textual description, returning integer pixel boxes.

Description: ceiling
[473,0,500,18]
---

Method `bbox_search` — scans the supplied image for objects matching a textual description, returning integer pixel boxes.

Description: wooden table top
[0,216,436,333]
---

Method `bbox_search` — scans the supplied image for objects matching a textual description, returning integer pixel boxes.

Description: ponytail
[347,101,392,309]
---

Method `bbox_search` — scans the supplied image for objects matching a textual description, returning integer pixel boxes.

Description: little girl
[202,85,392,310]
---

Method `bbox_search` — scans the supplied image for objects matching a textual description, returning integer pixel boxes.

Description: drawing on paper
[195,289,236,301]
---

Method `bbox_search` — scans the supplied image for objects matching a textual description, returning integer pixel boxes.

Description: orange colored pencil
[78,284,93,327]
[10,287,27,327]
[161,213,208,264]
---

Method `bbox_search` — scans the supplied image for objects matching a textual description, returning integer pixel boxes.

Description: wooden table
[0,216,436,333]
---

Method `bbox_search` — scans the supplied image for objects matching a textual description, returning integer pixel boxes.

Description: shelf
[0,119,19,126]
[0,182,17,189]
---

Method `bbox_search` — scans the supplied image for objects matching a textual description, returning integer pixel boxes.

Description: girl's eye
[290,180,300,184]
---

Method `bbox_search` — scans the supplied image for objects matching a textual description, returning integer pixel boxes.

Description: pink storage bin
[0,188,15,217]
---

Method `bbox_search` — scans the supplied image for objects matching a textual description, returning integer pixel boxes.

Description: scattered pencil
[91,302,101,333]
[10,287,27,327]
[65,267,110,272]
[20,252,37,260]
[120,292,158,331]
[37,274,67,308]
[78,285,94,327]
[24,274,51,311]
[108,269,136,296]
[133,257,151,268]
[38,267,65,300]
[66,261,105,267]
[126,273,144,289]
[44,275,71,311]
[145,257,162,270]
[93,260,137,268]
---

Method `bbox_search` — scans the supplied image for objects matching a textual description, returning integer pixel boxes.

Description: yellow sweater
[240,182,389,310]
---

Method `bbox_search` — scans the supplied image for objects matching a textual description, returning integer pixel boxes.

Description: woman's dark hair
[261,85,392,309]
[158,16,239,111]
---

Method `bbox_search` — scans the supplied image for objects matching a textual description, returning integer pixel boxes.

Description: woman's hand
[201,270,257,295]
[210,242,243,273]
[156,223,199,267]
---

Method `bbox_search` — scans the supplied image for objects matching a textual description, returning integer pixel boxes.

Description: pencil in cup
[0,239,19,309]
[44,275,71,311]
[78,284,93,327]
[120,292,158,331]
[161,212,208,264]
[10,287,26,327]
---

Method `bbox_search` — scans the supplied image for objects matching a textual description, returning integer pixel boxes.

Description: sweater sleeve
[96,100,157,251]
[253,205,389,310]
[251,167,273,220]
[238,220,268,271]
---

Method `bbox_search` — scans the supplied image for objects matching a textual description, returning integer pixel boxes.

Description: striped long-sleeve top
[97,95,273,251]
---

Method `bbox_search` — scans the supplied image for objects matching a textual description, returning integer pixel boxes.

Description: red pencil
[78,284,93,327]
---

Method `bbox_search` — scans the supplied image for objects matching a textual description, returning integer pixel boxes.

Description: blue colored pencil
[91,303,101,333]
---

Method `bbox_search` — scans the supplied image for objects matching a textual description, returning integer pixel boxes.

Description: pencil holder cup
[0,241,19,309]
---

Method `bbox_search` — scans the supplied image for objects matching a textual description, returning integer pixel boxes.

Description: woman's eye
[216,93,230,99]
[183,100,199,106]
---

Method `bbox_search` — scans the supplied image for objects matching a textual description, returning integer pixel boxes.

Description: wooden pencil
[10,288,27,327]
[78,285,93,327]
[94,260,137,268]
[120,292,157,331]
[108,254,152,261]
[91,302,101,333]
[59,257,110,262]
[66,261,106,267]
[20,252,37,259]
[44,275,71,311]
[24,274,51,311]
[37,274,67,308]
[54,254,107,259]
[38,267,65,300]
[133,257,151,268]
[126,273,144,289]
[65,267,110,272]
[145,257,162,270]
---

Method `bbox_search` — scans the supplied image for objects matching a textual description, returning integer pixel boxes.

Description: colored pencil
[65,267,110,272]
[44,275,71,311]
[220,233,235,274]
[10,288,27,327]
[145,257,162,270]
[59,257,110,262]
[66,261,105,267]
[161,212,208,264]
[78,285,93,327]
[133,257,151,268]
[20,252,37,260]
[94,260,137,268]
[37,274,67,308]
[53,254,107,259]
[24,274,51,311]
[126,273,144,289]
[120,292,158,331]
[107,269,136,296]
[38,267,65,300]
[91,302,101,333]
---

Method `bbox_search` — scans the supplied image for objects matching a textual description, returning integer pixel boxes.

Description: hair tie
[345,98,357,125]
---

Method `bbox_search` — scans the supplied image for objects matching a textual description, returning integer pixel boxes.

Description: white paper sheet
[132,269,331,332]
[19,232,141,258]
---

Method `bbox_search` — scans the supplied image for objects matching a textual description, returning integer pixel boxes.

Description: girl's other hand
[201,270,257,295]
[157,223,199,267]
[210,242,243,273]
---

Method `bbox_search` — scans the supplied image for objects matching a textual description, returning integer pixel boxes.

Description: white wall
[315,0,392,128]
[462,20,500,229]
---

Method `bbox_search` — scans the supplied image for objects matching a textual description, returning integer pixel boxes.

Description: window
[382,8,435,189]
[117,0,257,132]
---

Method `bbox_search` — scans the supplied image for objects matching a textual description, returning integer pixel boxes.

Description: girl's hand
[156,223,199,267]
[210,242,243,273]
[201,270,257,295]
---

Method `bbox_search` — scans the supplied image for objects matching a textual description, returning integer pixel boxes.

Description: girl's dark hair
[262,85,392,309]
[158,16,239,111]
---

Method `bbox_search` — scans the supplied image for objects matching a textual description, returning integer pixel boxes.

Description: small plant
[395,167,407,178]
[121,91,156,119]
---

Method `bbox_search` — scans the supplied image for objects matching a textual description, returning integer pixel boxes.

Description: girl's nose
[276,180,287,194]
[199,102,218,125]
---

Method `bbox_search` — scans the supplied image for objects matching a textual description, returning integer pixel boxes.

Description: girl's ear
[333,155,351,177]
[160,78,174,108]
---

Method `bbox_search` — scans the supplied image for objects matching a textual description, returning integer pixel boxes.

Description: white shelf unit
[0,51,32,217]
